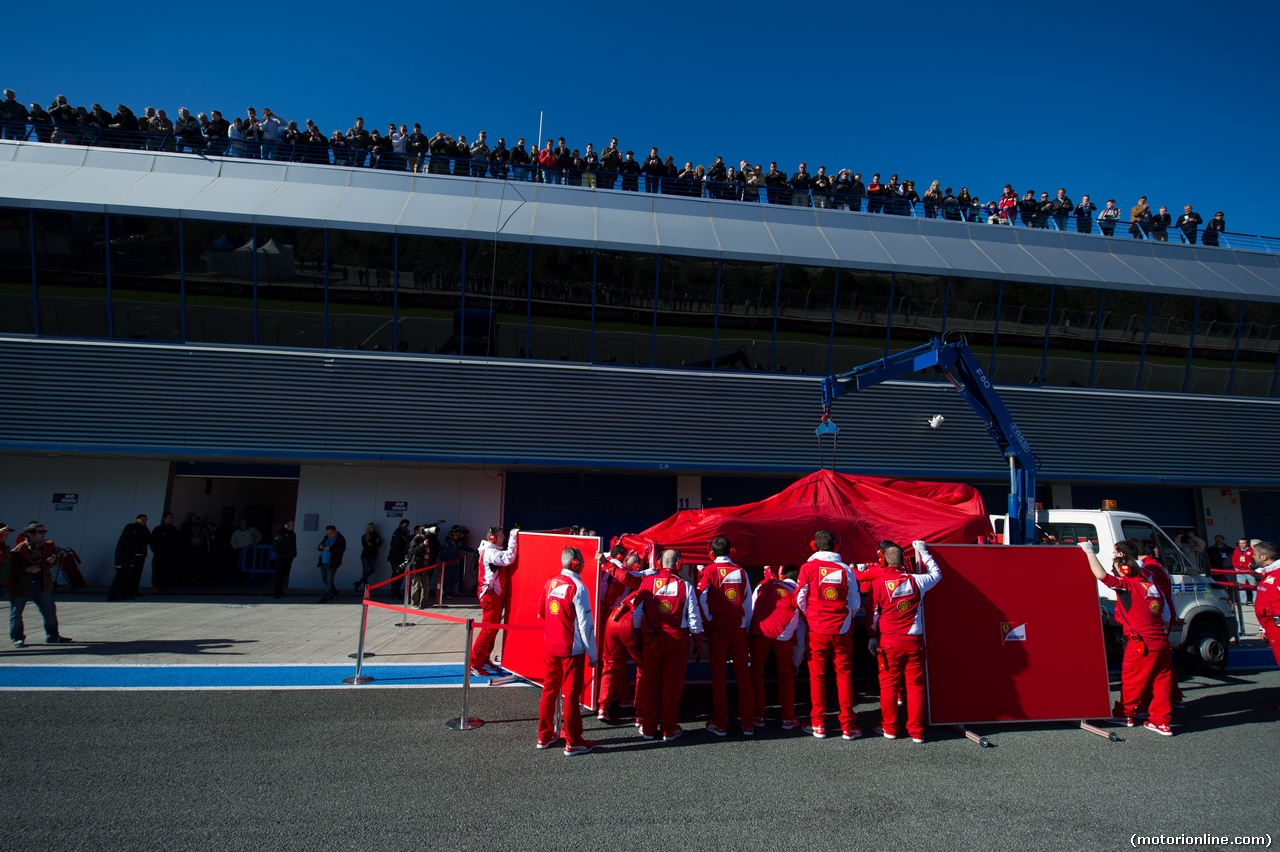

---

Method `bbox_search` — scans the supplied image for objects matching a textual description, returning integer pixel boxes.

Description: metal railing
[3,121,1276,253]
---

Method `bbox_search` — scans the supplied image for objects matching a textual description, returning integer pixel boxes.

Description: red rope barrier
[361,597,540,631]
[366,558,459,592]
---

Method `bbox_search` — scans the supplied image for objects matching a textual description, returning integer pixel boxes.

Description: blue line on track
[0,663,514,690]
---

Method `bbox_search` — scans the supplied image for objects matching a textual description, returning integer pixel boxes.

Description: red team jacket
[750,578,800,641]
[538,569,597,660]
[698,557,752,631]
[1103,573,1170,644]
[634,570,703,642]
[795,551,860,635]
[869,548,941,637]
[1256,566,1279,619]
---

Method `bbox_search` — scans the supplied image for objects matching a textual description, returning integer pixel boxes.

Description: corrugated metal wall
[3,336,1278,485]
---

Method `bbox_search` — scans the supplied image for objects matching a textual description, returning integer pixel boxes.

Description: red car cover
[619,469,989,566]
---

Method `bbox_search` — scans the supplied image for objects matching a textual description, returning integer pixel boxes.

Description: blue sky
[7,1,1277,235]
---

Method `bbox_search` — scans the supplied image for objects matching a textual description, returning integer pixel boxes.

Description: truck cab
[991,508,1237,674]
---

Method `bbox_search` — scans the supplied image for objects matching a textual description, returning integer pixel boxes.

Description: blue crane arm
[820,337,1038,545]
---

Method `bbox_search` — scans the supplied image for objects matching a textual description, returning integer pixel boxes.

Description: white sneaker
[704,723,727,737]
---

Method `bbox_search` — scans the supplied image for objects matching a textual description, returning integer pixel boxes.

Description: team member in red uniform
[796,529,862,740]
[1082,539,1175,736]
[598,550,652,722]
[749,564,803,729]
[698,535,755,736]
[867,540,940,743]
[469,525,519,676]
[1139,543,1185,709]
[536,546,598,756]
[1251,543,1280,695]
[633,549,703,742]
[1234,537,1257,604]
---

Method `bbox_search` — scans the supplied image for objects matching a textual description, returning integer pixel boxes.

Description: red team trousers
[808,631,857,732]
[470,592,504,669]
[749,634,796,723]
[1118,638,1174,726]
[640,635,687,736]
[1262,616,1280,668]
[538,653,587,746]
[707,627,754,730]
[598,617,642,708]
[878,635,926,739]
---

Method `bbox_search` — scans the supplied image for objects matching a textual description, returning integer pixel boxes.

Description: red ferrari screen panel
[499,532,601,709]
[923,544,1112,725]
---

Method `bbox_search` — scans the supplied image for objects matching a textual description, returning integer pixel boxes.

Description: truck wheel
[1182,620,1229,676]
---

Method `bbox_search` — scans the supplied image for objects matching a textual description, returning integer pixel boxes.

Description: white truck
[991,508,1237,674]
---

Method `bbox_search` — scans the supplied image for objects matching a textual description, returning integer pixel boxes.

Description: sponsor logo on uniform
[823,587,838,600]
[549,600,561,615]
[895,600,911,612]
[549,583,570,599]
[1149,600,1162,614]
[775,587,789,598]
[656,581,679,597]
[720,567,727,578]
[659,600,673,613]
[722,569,743,583]
[1001,622,1027,642]
[819,569,843,584]
[889,578,914,599]
[725,588,738,602]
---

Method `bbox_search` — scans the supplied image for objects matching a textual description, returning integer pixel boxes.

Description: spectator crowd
[0,88,1229,244]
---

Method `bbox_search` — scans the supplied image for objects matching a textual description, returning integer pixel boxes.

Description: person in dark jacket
[386,519,412,599]
[126,514,150,598]
[149,512,180,593]
[272,521,298,599]
[316,525,347,603]
[108,523,146,601]
[355,523,383,591]
[1175,204,1203,244]
[1202,211,1225,247]
[1,89,30,139]
[618,150,642,191]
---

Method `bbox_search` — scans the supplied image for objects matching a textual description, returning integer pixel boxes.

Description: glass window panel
[183,220,255,344]
[831,270,892,372]
[396,235,462,354]
[656,256,718,368]
[1234,301,1280,398]
[0,209,35,334]
[992,281,1051,386]
[465,241,528,359]
[1187,297,1241,396]
[252,226,326,349]
[1093,290,1149,390]
[1142,294,1197,393]
[943,277,1000,369]
[325,230,393,352]
[34,210,108,338]
[718,261,777,371]
[888,273,947,355]
[594,250,655,366]
[530,245,593,362]
[775,265,835,375]
[106,215,181,341]
[1043,285,1101,389]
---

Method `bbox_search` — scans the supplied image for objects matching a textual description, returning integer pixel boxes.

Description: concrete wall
[0,454,169,585]
[292,465,504,586]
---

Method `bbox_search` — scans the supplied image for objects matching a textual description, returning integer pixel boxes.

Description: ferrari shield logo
[886,580,897,593]
[720,568,727,578]
[1001,622,1027,642]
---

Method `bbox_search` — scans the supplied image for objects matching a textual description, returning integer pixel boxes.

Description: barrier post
[446,618,484,730]
[436,560,446,607]
[348,588,378,660]
[397,568,416,628]
[342,598,375,685]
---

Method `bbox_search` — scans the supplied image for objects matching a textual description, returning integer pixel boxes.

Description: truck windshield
[1034,522,1099,549]
[1119,520,1201,576]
